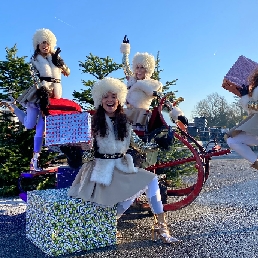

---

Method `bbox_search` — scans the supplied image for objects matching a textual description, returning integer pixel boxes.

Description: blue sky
[1,0,258,121]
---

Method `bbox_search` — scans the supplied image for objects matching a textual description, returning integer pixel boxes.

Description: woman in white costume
[2,28,70,170]
[120,36,163,131]
[227,68,258,170]
[120,36,188,131]
[68,77,179,243]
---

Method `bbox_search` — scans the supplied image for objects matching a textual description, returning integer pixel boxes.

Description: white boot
[30,153,42,171]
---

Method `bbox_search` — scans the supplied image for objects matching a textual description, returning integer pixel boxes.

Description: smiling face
[101,92,119,117]
[135,64,147,80]
[38,41,50,56]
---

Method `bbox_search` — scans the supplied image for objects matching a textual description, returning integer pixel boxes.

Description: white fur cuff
[169,106,184,121]
[120,43,130,54]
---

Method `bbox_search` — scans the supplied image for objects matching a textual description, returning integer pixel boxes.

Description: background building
[188,117,228,146]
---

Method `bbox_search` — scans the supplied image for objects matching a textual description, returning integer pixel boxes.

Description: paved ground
[1,156,258,258]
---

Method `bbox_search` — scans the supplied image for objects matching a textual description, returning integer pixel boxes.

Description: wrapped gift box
[56,166,80,189]
[222,55,258,96]
[45,112,92,151]
[26,188,117,256]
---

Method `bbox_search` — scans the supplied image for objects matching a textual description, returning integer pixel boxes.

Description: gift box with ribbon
[45,112,92,151]
[26,188,117,256]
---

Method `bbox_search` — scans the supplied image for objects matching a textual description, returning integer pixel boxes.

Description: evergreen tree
[151,51,179,107]
[73,53,123,109]
[151,51,178,90]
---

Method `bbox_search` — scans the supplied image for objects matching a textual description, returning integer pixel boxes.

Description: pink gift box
[45,112,92,150]
[222,55,258,96]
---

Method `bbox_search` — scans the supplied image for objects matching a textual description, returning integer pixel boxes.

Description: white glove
[169,106,184,121]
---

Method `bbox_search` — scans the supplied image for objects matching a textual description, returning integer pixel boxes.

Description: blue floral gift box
[26,188,117,256]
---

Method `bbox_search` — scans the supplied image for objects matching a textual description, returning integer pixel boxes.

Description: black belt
[95,153,124,159]
[40,77,61,83]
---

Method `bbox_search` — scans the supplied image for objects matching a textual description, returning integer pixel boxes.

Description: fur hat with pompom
[132,52,155,79]
[91,77,128,108]
[33,28,57,51]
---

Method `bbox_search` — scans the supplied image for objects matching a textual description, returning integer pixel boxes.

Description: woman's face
[135,64,147,80]
[38,41,50,56]
[101,92,119,117]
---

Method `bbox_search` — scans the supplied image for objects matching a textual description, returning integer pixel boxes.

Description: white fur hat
[132,52,155,78]
[33,28,57,51]
[91,77,128,108]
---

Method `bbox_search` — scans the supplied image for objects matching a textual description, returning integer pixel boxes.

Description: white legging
[116,176,163,218]
[227,132,258,163]
[12,103,45,153]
